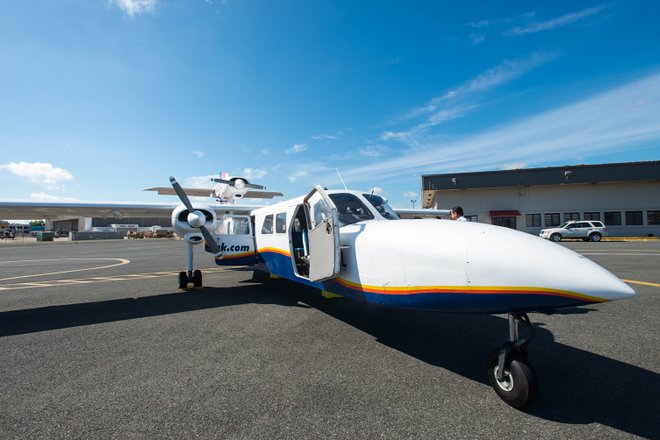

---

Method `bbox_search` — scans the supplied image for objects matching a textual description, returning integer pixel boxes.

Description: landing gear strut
[179,241,203,290]
[486,313,539,409]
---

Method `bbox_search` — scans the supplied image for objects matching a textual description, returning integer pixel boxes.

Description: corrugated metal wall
[430,181,660,236]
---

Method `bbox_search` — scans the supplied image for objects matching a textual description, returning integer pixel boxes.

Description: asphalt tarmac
[0,239,658,439]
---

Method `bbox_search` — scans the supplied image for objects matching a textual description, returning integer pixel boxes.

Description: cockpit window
[363,193,400,220]
[328,193,374,225]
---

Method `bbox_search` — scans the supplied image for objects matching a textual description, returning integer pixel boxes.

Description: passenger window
[261,215,274,234]
[275,212,287,234]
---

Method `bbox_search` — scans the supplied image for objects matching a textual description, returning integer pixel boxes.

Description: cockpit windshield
[328,193,374,225]
[363,193,400,220]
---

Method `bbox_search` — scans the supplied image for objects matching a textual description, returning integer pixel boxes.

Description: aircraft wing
[0,200,259,220]
[395,208,451,219]
[144,187,214,197]
[244,190,284,199]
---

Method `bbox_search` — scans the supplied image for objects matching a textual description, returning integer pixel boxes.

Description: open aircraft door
[303,186,341,282]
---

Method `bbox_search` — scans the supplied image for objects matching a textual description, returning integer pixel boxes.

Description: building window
[604,211,622,226]
[564,212,580,222]
[544,213,560,227]
[584,212,601,221]
[465,215,478,222]
[648,211,660,225]
[526,214,541,227]
[261,215,274,234]
[625,211,643,226]
[492,217,516,230]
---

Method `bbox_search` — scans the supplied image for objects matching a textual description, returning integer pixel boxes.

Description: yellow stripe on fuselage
[257,247,291,257]
[334,277,606,303]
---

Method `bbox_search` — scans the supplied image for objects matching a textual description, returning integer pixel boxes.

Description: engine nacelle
[213,176,250,200]
[171,202,218,244]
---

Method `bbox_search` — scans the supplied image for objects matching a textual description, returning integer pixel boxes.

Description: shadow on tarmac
[1,277,658,438]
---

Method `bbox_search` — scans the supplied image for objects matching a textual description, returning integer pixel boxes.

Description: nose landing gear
[178,240,204,290]
[486,313,539,409]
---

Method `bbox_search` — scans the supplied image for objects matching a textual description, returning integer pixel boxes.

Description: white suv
[540,220,608,242]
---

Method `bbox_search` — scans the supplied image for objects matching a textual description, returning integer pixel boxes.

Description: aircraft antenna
[336,168,348,190]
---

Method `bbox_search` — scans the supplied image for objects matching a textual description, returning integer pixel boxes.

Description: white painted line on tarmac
[0,258,131,282]
[0,267,230,292]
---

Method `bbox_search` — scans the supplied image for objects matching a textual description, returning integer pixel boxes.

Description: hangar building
[422,161,660,237]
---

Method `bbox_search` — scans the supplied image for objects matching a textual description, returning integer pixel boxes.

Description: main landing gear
[486,313,539,409]
[179,240,203,290]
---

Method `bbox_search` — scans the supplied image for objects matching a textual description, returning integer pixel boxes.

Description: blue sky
[1,0,659,209]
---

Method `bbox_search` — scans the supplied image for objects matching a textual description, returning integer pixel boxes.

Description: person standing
[451,206,468,222]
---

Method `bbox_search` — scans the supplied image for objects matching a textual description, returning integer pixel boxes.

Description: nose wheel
[178,270,203,289]
[178,241,203,290]
[486,313,539,409]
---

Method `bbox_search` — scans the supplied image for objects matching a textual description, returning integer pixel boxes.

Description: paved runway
[1,239,659,439]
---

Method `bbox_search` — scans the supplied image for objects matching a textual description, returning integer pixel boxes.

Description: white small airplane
[144,172,284,201]
[0,175,635,409]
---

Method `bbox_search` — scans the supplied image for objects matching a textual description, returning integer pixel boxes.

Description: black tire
[487,351,539,409]
[192,269,203,288]
[178,271,189,289]
[550,233,562,242]
[589,232,602,242]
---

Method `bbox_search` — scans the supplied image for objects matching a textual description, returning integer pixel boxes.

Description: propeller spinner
[169,176,221,254]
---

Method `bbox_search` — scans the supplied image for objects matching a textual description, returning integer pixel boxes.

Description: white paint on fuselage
[249,190,635,303]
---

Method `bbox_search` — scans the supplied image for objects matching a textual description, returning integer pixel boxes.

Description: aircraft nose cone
[187,210,205,228]
[466,228,636,306]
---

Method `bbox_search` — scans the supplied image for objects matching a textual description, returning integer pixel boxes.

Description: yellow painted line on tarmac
[0,258,131,282]
[623,279,660,288]
[0,267,230,292]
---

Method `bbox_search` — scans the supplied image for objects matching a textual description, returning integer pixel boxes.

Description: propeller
[169,176,221,254]
[211,177,265,190]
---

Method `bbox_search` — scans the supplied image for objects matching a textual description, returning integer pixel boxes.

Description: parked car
[2,230,15,239]
[540,220,607,242]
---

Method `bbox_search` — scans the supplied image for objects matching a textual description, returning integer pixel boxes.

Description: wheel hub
[493,366,514,392]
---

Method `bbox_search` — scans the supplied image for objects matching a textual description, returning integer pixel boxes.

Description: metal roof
[422,161,660,191]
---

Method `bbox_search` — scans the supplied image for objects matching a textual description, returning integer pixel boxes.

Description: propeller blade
[210,178,265,190]
[211,178,234,185]
[199,225,220,254]
[169,176,194,212]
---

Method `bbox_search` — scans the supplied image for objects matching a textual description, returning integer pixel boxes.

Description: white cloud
[402,52,555,130]
[319,72,660,185]
[368,187,386,196]
[467,12,536,29]
[29,192,79,202]
[470,34,485,45]
[285,143,308,154]
[502,162,528,170]
[312,133,340,141]
[508,5,607,35]
[193,150,205,158]
[359,145,389,158]
[184,175,216,188]
[260,148,270,155]
[427,52,554,111]
[242,168,267,180]
[288,170,309,183]
[403,191,418,198]
[1,162,74,187]
[112,0,157,17]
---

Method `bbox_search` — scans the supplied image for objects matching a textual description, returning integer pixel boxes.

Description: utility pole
[411,199,417,209]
